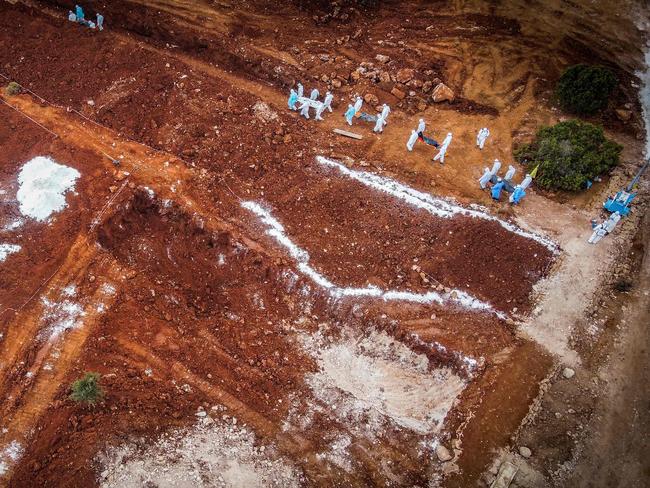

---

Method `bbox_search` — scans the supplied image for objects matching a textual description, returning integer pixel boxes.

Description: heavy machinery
[603,158,649,216]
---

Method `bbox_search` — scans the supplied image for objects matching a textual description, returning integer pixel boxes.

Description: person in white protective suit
[323,92,334,112]
[381,104,390,120]
[310,88,319,100]
[297,83,304,98]
[476,127,490,149]
[298,99,311,119]
[314,102,326,121]
[68,10,77,21]
[520,173,533,190]
[373,114,387,133]
[504,165,516,181]
[479,167,492,189]
[354,97,363,113]
[604,211,621,233]
[588,222,608,244]
[490,159,502,176]
[417,118,426,135]
[433,133,452,163]
[406,130,419,152]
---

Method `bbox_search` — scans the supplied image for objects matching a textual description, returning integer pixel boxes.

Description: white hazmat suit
[433,133,452,163]
[476,127,490,149]
[406,130,419,151]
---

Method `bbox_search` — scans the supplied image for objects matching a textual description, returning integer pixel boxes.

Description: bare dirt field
[0,1,648,487]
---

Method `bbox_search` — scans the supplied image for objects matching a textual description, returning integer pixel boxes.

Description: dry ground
[0,1,648,487]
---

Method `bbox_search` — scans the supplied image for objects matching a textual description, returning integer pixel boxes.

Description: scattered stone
[375,54,390,64]
[364,93,379,105]
[195,411,207,418]
[331,79,342,88]
[436,444,453,462]
[379,71,391,83]
[422,80,433,93]
[350,70,361,82]
[396,68,415,83]
[321,74,329,82]
[431,83,455,102]
[391,86,406,100]
[519,446,532,458]
[562,367,575,379]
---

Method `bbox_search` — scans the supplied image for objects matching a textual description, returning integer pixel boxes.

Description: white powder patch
[0,244,21,262]
[0,440,24,477]
[3,219,23,231]
[17,156,80,222]
[97,420,304,488]
[316,156,559,253]
[410,333,482,376]
[41,297,85,339]
[242,201,497,314]
[252,101,279,122]
[302,329,466,435]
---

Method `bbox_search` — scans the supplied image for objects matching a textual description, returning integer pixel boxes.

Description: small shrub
[515,120,622,192]
[556,64,617,115]
[5,82,21,96]
[70,372,104,406]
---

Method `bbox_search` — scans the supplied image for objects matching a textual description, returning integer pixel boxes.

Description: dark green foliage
[556,64,617,115]
[515,120,622,192]
[5,82,21,96]
[70,372,104,406]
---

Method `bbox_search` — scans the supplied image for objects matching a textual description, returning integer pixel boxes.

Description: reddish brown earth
[0,1,643,487]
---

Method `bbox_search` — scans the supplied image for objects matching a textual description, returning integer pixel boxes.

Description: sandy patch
[302,329,466,435]
[97,419,304,488]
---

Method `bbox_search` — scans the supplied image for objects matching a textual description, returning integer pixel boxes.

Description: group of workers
[288,87,391,133]
[288,84,334,121]
[68,4,104,30]
[478,159,532,204]
[405,118,452,163]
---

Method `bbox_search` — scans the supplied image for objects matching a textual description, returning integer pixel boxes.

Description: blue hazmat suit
[511,187,525,204]
[75,5,84,21]
[344,105,356,125]
[288,90,298,110]
[491,180,505,200]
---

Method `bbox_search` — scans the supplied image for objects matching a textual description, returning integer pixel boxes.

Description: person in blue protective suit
[75,5,84,22]
[344,104,356,126]
[510,186,526,204]
[287,89,298,110]
[491,178,505,200]
[96,13,104,31]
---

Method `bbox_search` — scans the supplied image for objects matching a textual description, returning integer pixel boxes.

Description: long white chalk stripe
[242,201,502,315]
[315,156,559,253]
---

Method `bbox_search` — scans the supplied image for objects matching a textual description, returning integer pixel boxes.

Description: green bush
[70,372,104,406]
[515,120,622,192]
[556,64,617,115]
[5,82,21,96]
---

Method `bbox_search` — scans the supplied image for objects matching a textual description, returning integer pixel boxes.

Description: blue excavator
[603,158,649,216]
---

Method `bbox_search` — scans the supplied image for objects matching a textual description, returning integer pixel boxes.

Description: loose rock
[519,446,532,458]
[562,367,575,379]
[431,83,455,102]
[436,444,453,462]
